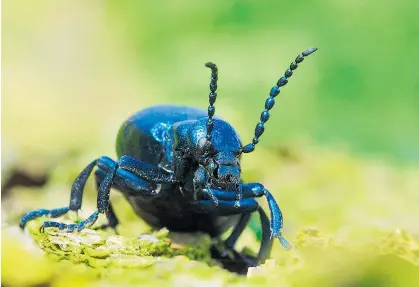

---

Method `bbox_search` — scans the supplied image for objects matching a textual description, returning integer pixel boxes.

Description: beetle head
[188,118,242,190]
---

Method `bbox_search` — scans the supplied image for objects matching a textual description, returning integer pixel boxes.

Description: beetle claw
[278,235,292,250]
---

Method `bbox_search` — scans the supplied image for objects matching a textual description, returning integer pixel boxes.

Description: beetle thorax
[189,118,241,153]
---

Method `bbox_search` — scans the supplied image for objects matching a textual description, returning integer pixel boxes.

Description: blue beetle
[20,47,317,274]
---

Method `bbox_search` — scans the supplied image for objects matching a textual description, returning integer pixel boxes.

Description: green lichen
[2,222,240,287]
[247,228,419,287]
[24,218,214,267]
[3,145,419,286]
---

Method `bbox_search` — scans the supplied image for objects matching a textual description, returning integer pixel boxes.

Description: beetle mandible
[20,47,318,274]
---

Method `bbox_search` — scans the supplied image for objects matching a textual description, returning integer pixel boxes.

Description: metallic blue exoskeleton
[20,47,318,274]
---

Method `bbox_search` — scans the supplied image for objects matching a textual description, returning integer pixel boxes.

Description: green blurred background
[3,0,419,164]
[2,1,419,286]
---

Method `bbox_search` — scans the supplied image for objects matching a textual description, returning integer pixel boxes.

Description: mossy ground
[2,145,419,286]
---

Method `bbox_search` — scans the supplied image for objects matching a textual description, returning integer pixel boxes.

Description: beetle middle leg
[20,156,168,231]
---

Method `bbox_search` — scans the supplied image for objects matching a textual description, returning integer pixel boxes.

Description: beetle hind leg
[211,206,273,275]
[211,212,257,274]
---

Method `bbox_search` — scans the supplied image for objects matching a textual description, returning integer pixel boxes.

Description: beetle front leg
[54,160,160,233]
[191,198,258,215]
[243,183,291,250]
[20,155,159,231]
[19,159,100,229]
[192,184,275,273]
[195,183,291,250]
[40,159,119,232]
[191,182,261,215]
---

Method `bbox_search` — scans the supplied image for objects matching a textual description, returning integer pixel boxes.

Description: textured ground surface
[2,145,419,287]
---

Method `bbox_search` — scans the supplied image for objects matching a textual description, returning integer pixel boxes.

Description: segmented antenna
[241,47,318,154]
[205,62,218,141]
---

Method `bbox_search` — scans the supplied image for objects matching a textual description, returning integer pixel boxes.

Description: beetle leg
[68,159,99,211]
[243,183,292,250]
[20,155,161,231]
[197,183,291,250]
[202,184,219,206]
[93,170,119,231]
[91,204,119,232]
[19,158,100,229]
[96,160,156,196]
[39,159,118,233]
[20,207,70,229]
[191,198,258,215]
[256,206,275,265]
[211,242,257,274]
[40,211,100,233]
[92,165,158,231]
[192,166,210,201]
[219,205,273,261]
[192,166,219,205]
[211,206,274,274]
[234,184,243,208]
[224,212,252,250]
[195,184,265,201]
[118,155,175,184]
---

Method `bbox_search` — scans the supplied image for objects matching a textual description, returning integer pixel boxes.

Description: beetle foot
[19,206,70,229]
[39,210,100,233]
[210,244,257,275]
[271,232,292,250]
